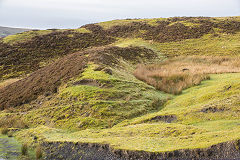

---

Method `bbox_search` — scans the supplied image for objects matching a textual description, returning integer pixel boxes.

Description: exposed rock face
[42,139,240,160]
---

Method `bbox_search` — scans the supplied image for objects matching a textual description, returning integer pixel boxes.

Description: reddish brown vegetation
[1,17,240,80]
[0,51,87,109]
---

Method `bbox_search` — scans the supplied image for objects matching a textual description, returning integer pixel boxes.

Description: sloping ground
[0,29,115,80]
[0,46,170,130]
[13,73,240,159]
[0,16,240,159]
[0,50,88,109]
[1,16,240,80]
[0,26,30,38]
[114,33,240,56]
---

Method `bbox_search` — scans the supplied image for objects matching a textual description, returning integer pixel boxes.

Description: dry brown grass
[134,56,240,94]
[0,78,20,89]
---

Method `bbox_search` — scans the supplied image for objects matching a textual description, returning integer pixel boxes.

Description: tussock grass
[134,65,209,95]
[134,56,240,94]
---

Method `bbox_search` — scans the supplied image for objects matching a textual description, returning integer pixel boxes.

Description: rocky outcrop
[41,139,240,160]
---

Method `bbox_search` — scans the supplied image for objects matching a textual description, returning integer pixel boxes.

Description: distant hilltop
[0,26,31,37]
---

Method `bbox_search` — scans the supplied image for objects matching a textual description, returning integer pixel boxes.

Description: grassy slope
[2,28,91,44]
[0,27,112,81]
[19,63,170,130]
[114,33,240,56]
[1,16,240,80]
[15,73,240,152]
[0,16,240,154]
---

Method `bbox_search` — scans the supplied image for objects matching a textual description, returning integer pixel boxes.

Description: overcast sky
[0,0,239,29]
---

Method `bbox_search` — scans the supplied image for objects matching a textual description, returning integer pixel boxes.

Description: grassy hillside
[12,73,240,153]
[0,16,240,158]
[1,16,240,81]
[0,26,30,38]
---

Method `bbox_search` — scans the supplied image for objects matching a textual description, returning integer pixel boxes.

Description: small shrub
[36,146,43,159]
[21,143,28,155]
[1,128,8,135]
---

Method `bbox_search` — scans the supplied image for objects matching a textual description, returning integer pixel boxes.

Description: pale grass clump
[134,56,240,94]
[0,78,20,89]
[134,65,209,95]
